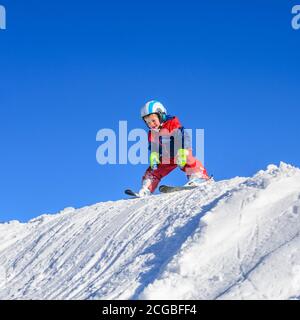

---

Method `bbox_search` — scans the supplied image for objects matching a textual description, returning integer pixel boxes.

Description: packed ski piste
[1,162,300,300]
[125,100,213,198]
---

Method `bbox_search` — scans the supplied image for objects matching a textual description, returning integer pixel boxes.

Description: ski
[159,176,214,194]
[124,189,140,198]
[159,185,197,193]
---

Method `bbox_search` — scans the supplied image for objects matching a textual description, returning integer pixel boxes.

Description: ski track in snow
[0,162,300,300]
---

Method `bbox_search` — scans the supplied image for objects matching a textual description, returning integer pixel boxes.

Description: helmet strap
[158,112,167,123]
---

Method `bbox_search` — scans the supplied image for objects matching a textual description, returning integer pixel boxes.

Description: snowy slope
[0,162,300,300]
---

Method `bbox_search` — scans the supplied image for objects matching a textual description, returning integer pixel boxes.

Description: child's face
[144,114,161,130]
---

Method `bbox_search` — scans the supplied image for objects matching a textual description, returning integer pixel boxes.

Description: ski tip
[125,189,139,198]
[159,185,168,192]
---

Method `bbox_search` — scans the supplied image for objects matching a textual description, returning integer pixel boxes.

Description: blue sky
[0,0,299,222]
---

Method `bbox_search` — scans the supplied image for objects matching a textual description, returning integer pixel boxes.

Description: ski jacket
[147,115,191,160]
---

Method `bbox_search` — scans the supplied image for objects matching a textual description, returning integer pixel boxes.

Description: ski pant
[142,152,209,193]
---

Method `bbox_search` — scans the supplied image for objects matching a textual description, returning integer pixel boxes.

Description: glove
[150,151,160,169]
[176,148,189,167]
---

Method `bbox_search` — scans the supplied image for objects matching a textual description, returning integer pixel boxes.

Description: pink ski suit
[143,115,209,193]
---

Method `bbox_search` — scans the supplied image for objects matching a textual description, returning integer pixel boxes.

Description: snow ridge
[0,162,300,300]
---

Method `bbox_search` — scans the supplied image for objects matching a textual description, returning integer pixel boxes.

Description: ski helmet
[140,100,167,123]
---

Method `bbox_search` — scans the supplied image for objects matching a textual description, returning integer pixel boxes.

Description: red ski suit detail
[143,116,209,193]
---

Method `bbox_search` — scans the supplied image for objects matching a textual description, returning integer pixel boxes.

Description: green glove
[150,151,160,169]
[176,148,189,167]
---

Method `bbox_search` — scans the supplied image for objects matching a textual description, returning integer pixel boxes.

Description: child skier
[138,100,210,197]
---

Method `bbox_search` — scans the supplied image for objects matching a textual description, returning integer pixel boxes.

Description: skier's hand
[150,151,160,169]
[176,148,189,167]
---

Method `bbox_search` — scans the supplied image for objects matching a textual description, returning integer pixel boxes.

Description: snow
[0,162,300,300]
